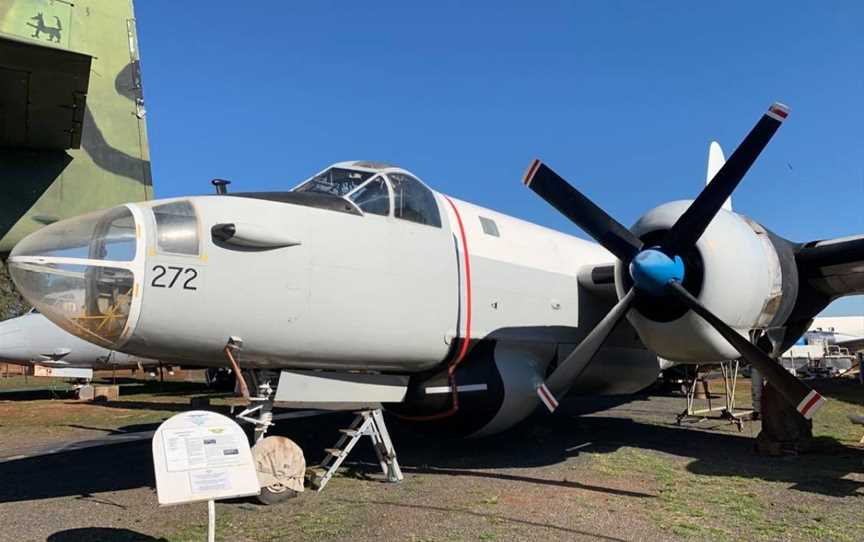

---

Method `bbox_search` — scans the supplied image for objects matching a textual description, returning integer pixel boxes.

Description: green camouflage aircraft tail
[0,0,153,255]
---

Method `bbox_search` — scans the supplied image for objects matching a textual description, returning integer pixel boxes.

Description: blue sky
[136,1,863,316]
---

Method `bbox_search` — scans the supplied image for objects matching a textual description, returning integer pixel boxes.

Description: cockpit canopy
[293,163,441,227]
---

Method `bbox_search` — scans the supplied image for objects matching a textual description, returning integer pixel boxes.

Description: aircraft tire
[257,483,298,505]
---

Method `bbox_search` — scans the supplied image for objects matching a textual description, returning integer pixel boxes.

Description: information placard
[152,410,259,505]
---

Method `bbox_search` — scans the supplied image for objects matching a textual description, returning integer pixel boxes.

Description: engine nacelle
[387,338,663,437]
[386,340,552,438]
[615,201,798,363]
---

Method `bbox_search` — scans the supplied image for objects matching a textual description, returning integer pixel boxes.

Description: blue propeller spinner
[628,248,685,296]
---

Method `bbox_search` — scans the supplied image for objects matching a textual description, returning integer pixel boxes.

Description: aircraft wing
[796,234,864,299]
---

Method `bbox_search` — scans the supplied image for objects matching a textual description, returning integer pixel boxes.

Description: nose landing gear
[226,339,304,504]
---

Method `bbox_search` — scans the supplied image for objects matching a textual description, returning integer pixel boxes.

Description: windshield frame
[345,175,393,217]
[293,167,377,198]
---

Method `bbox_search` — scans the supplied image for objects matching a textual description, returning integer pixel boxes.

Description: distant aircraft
[0,309,159,379]
[0,0,153,256]
[8,103,864,442]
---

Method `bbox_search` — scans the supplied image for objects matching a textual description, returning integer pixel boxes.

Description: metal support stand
[309,409,403,492]
[676,361,754,431]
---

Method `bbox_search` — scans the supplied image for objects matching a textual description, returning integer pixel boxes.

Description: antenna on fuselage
[211,178,231,195]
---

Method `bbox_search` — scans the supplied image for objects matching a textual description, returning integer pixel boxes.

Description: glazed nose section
[8,206,140,348]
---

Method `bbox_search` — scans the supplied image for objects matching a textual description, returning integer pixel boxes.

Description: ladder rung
[308,467,327,477]
[338,428,360,437]
[324,447,343,457]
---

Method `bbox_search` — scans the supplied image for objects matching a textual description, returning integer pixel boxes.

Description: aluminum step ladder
[309,408,403,491]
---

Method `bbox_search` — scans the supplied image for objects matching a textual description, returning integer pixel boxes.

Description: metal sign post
[207,499,216,542]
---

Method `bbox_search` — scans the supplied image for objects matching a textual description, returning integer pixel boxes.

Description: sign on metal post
[152,410,259,539]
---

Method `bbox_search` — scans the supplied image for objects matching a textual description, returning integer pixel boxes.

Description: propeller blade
[524,160,643,262]
[666,280,825,420]
[663,103,790,255]
[537,288,636,413]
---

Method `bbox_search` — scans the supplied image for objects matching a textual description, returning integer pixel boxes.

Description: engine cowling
[615,201,798,362]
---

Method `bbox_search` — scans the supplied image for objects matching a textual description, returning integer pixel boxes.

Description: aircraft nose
[0,318,27,362]
[7,205,140,348]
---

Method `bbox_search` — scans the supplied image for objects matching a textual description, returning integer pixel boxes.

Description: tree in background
[0,263,28,320]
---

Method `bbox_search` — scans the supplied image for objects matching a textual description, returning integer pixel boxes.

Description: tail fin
[0,0,152,255]
[706,141,731,211]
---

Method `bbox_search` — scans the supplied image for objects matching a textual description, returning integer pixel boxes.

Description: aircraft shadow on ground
[1,402,861,504]
[0,388,78,401]
[0,380,214,402]
[0,441,155,503]
[47,527,166,542]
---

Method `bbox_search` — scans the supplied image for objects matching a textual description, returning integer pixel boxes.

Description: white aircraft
[7,103,863,439]
[0,309,159,378]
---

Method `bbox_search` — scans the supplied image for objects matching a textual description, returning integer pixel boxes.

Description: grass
[0,373,76,391]
[584,377,864,541]
[593,448,795,541]
[0,371,236,447]
[163,500,356,542]
[292,511,346,538]
[810,379,864,444]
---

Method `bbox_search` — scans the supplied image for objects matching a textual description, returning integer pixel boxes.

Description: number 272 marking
[151,265,198,290]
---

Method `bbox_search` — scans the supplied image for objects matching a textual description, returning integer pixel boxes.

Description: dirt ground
[0,373,862,542]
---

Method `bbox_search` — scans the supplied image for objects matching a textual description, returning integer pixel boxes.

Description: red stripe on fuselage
[444,196,472,365]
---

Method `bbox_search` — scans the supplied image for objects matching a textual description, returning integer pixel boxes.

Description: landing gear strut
[236,378,276,444]
[226,340,304,504]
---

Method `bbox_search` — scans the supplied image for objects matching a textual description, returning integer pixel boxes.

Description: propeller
[527,102,825,419]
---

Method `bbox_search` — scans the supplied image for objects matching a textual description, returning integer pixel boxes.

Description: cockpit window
[348,176,390,216]
[153,201,199,255]
[295,168,375,197]
[11,206,137,262]
[389,173,441,227]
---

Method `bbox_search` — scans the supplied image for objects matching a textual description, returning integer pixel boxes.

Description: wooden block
[93,385,119,401]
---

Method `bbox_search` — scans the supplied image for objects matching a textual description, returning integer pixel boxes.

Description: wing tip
[523,159,542,186]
